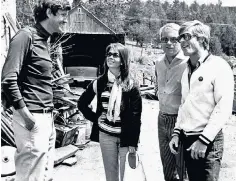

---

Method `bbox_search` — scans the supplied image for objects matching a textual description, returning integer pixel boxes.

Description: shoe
[128,152,138,169]
[171,178,180,181]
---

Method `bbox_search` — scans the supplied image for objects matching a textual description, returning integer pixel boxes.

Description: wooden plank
[54,144,79,165]
[140,86,155,91]
[4,13,18,33]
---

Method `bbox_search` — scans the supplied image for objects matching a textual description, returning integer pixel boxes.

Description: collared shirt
[155,51,188,114]
[173,54,234,145]
[1,23,53,110]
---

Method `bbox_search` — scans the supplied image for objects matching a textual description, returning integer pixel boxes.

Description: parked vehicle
[58,33,125,89]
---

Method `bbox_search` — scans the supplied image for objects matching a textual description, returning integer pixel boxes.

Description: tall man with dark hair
[155,23,188,181]
[169,20,234,181]
[1,1,71,180]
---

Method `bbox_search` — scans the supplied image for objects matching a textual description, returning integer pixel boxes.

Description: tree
[16,0,36,27]
[124,0,143,29]
[189,0,202,21]
[209,36,223,56]
[220,26,236,56]
[166,0,184,22]
[142,0,165,37]
[129,23,152,46]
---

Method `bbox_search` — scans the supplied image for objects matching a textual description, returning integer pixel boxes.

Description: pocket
[213,131,224,159]
[13,110,36,131]
[207,132,224,160]
[12,110,29,131]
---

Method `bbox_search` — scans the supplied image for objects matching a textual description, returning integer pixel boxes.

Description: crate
[55,124,79,148]
[73,120,92,147]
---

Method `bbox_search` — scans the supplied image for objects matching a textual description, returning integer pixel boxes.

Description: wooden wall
[66,6,114,34]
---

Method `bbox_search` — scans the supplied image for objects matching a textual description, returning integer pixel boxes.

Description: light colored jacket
[173,54,234,145]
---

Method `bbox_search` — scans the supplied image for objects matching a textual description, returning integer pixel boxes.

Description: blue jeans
[182,130,224,181]
[99,131,129,181]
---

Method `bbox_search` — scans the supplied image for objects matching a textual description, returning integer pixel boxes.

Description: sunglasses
[106,52,120,58]
[160,37,179,44]
[177,33,197,42]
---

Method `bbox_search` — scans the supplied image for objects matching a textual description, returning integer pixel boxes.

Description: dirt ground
[53,98,236,181]
[2,98,236,181]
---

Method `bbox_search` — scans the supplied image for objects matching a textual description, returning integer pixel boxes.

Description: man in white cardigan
[169,20,234,181]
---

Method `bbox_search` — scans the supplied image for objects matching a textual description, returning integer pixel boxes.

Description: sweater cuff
[172,128,181,137]
[199,134,211,145]
[13,99,26,110]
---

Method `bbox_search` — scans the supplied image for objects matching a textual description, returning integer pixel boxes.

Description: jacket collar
[34,23,51,40]
[164,50,188,67]
[187,53,211,69]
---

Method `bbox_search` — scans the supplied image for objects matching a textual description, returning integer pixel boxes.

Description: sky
[68,0,236,7]
[158,0,236,6]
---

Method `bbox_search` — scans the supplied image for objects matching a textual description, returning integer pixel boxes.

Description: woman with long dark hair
[77,43,142,181]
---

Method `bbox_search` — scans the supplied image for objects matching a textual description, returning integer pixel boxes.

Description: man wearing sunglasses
[155,23,188,181]
[169,20,234,181]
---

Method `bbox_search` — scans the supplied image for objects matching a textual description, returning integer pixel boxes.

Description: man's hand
[187,140,207,159]
[169,135,179,154]
[129,146,136,153]
[18,107,36,131]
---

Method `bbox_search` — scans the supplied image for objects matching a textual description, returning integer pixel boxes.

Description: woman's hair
[104,43,133,91]
[33,0,71,23]
[179,20,211,50]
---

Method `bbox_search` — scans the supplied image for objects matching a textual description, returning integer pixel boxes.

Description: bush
[210,36,223,56]
[136,56,149,65]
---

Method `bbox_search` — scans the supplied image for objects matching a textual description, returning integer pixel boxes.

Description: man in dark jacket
[1,1,71,180]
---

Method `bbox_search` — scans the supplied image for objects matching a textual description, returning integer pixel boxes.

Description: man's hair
[33,0,71,23]
[159,23,180,39]
[179,20,211,50]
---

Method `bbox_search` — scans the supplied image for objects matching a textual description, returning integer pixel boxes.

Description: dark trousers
[182,130,224,181]
[158,112,185,181]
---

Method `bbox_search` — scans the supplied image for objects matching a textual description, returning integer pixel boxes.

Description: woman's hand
[129,146,136,153]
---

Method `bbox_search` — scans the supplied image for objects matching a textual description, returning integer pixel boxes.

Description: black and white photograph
[1,0,236,181]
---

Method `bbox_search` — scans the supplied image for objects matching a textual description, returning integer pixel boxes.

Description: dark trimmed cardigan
[77,74,142,147]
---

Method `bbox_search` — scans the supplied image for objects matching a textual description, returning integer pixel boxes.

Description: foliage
[17,0,236,57]
[16,0,36,27]
[209,36,223,56]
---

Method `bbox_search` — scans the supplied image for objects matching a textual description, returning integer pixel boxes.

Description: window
[75,10,85,31]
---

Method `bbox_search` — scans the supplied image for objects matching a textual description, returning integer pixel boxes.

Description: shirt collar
[34,23,51,40]
[187,53,211,68]
[165,50,187,66]
[175,50,187,60]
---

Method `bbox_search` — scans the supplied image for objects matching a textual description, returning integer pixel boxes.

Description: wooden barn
[54,3,125,89]
[66,3,116,34]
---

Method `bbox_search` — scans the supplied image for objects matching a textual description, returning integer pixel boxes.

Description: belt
[30,108,53,114]
[159,111,177,117]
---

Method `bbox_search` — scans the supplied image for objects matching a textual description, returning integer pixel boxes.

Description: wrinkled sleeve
[1,30,32,109]
[129,83,142,147]
[199,62,234,145]
[155,60,159,96]
[172,69,187,137]
[77,80,97,123]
